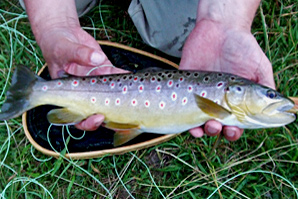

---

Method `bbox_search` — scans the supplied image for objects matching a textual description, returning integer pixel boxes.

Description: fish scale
[0,66,295,146]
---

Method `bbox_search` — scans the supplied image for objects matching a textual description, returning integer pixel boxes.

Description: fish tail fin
[0,65,41,121]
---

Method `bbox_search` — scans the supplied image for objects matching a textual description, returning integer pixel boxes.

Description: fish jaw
[257,99,296,127]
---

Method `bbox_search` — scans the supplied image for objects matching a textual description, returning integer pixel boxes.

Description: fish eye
[266,90,277,99]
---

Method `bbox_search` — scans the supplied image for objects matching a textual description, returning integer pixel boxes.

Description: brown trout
[0,66,296,146]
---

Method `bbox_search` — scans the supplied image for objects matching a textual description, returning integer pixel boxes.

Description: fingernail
[94,116,104,127]
[226,130,235,138]
[57,70,69,78]
[91,52,105,65]
[207,127,218,134]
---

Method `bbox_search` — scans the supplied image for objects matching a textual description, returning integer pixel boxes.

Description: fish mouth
[263,100,296,116]
[285,106,298,114]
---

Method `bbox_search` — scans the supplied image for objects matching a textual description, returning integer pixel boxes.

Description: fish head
[225,81,296,128]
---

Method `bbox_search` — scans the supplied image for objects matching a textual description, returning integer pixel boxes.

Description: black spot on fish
[129,76,133,80]
[109,77,113,81]
[122,76,127,80]
[140,78,144,82]
[173,71,177,74]
[119,83,122,87]
[218,73,223,77]
[129,82,133,86]
[144,73,149,77]
[186,72,191,76]
[176,83,180,88]
[168,74,172,78]
[197,82,200,86]
[82,78,86,81]
[161,75,165,78]
[225,87,230,92]
[230,77,235,81]
[204,76,209,82]
[178,71,183,74]
[194,73,198,77]
[158,72,163,77]
[157,78,161,82]
[165,71,169,74]
[117,79,121,82]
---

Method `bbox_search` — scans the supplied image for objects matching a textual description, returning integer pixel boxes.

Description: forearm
[24,0,80,43]
[197,0,261,30]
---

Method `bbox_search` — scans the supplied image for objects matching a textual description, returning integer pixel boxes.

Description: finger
[204,120,222,136]
[189,127,204,138]
[59,38,108,67]
[75,114,105,131]
[256,54,275,89]
[222,126,244,141]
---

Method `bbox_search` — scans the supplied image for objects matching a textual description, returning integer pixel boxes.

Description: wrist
[197,0,261,31]
[24,0,80,44]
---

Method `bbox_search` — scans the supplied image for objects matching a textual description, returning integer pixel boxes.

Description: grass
[0,0,298,198]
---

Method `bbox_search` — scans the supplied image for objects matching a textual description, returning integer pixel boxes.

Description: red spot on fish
[168,80,173,87]
[182,97,188,105]
[156,85,161,92]
[91,97,96,103]
[145,100,150,107]
[110,82,115,88]
[91,78,96,84]
[201,91,207,97]
[159,101,165,109]
[171,92,177,101]
[217,82,223,88]
[42,85,48,91]
[72,80,79,86]
[151,77,156,82]
[179,77,184,82]
[122,86,127,94]
[57,81,62,86]
[131,99,137,106]
[188,85,193,93]
[103,78,107,83]
[115,98,120,105]
[139,85,144,92]
[105,98,110,105]
[133,77,138,82]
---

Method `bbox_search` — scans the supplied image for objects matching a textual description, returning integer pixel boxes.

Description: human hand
[180,1,274,141]
[39,27,127,131]
[24,0,127,131]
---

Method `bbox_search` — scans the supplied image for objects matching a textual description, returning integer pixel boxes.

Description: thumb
[255,55,276,89]
[63,39,108,67]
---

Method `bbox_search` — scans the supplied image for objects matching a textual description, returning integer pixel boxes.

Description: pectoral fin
[113,130,142,147]
[194,95,231,119]
[47,108,86,125]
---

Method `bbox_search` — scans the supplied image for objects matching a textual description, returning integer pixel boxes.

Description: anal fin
[104,121,139,130]
[47,108,86,125]
[114,130,142,147]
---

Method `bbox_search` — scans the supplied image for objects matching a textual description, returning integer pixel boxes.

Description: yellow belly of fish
[32,91,211,134]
